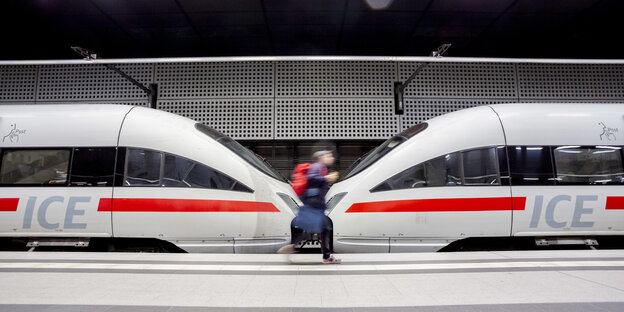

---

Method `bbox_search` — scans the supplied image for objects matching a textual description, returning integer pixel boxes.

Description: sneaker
[322,255,341,264]
[277,244,298,254]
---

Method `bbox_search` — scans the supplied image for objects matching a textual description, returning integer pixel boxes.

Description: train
[0,104,300,253]
[324,104,624,252]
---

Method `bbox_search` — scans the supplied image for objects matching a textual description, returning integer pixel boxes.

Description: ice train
[0,105,300,252]
[325,104,624,252]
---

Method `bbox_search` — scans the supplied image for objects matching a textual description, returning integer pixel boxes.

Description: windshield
[195,123,288,183]
[341,122,428,181]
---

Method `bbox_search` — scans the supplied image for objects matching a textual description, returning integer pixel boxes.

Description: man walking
[278,150,341,264]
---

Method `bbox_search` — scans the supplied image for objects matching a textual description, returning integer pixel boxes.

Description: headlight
[277,193,299,214]
[325,192,347,216]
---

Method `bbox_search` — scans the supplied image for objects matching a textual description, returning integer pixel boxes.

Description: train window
[507,146,555,185]
[342,123,428,181]
[0,149,70,185]
[163,154,194,187]
[69,147,116,186]
[371,152,460,192]
[553,146,624,185]
[462,148,499,185]
[125,148,162,186]
[184,162,250,192]
[162,153,253,192]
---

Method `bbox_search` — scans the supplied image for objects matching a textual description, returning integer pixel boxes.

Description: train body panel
[0,187,112,238]
[0,104,130,147]
[0,105,126,239]
[327,103,624,252]
[510,186,624,237]
[495,103,623,146]
[1,105,298,253]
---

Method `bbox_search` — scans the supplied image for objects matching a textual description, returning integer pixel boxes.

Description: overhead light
[364,0,394,10]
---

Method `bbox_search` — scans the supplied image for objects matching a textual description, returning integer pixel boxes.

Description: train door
[510,145,624,238]
[111,147,264,253]
[0,147,115,238]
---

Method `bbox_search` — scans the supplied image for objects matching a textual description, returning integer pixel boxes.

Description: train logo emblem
[2,123,26,143]
[598,122,617,141]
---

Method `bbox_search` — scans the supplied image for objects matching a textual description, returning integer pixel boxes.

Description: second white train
[325,103,624,252]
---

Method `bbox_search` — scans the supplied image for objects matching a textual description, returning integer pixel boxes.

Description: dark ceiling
[1,0,622,60]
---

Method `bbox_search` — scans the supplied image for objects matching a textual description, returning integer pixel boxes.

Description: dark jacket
[303,162,328,210]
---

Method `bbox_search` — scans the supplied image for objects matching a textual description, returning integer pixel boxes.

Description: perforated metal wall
[159,99,273,139]
[276,99,398,139]
[0,65,37,102]
[156,62,273,99]
[1,59,623,140]
[37,64,153,102]
[276,61,394,98]
[398,62,517,99]
[517,64,624,100]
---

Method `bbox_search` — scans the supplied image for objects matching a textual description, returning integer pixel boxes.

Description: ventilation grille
[156,62,273,99]
[399,62,517,99]
[518,64,624,100]
[276,61,394,97]
[0,65,37,102]
[37,64,153,101]
[159,99,273,139]
[276,99,398,139]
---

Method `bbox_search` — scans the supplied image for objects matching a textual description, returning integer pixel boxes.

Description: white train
[0,105,300,253]
[325,104,624,252]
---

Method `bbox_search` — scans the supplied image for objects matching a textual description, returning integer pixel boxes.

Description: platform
[0,250,623,311]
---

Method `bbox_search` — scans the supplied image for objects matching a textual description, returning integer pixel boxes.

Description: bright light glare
[364,0,394,10]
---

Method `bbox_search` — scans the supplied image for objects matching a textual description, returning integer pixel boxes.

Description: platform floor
[0,250,623,311]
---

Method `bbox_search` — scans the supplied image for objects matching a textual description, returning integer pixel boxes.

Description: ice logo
[2,124,26,143]
[599,122,618,141]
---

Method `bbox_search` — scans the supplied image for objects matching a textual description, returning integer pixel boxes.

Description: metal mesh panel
[276,99,398,139]
[156,62,273,99]
[399,62,517,99]
[276,61,394,97]
[401,99,516,130]
[2,59,624,142]
[518,64,624,100]
[37,64,153,101]
[0,65,37,102]
[159,99,273,139]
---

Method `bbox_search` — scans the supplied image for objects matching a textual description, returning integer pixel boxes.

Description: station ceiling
[1,0,621,60]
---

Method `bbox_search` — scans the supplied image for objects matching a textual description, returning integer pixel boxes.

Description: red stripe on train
[97,198,279,212]
[346,197,527,213]
[0,198,19,212]
[606,197,624,210]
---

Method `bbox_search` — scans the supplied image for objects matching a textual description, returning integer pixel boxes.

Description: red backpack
[291,163,311,196]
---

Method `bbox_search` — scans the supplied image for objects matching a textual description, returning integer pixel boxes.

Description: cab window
[125,149,162,186]
[125,148,252,192]
[370,147,499,192]
[371,151,462,192]
[463,148,499,185]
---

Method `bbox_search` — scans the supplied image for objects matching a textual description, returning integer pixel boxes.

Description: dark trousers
[320,220,332,259]
[300,194,332,259]
[292,215,333,259]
